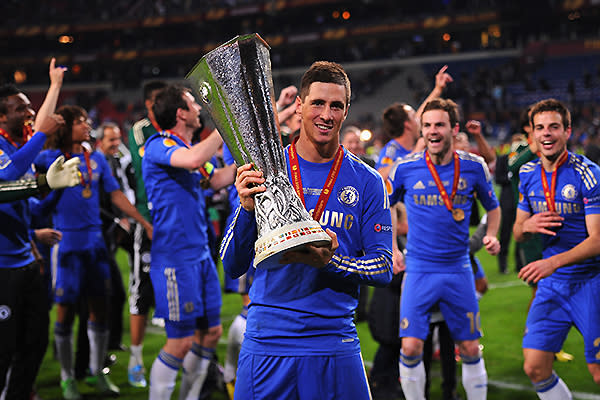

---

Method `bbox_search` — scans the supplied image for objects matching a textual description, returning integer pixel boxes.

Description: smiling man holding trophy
[187,34,392,399]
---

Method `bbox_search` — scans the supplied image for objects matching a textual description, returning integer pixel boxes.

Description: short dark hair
[45,105,88,151]
[530,98,571,129]
[422,98,460,127]
[519,105,533,133]
[152,85,189,131]
[0,84,22,116]
[143,80,167,102]
[382,102,411,139]
[300,61,351,107]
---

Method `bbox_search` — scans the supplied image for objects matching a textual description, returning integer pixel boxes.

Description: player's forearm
[485,206,501,238]
[0,133,47,181]
[188,129,222,169]
[34,83,61,132]
[324,247,393,287]
[472,134,496,165]
[111,190,151,230]
[415,86,443,122]
[549,235,600,270]
[220,205,256,279]
[209,164,236,191]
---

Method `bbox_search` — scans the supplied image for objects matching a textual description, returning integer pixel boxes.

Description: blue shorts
[523,274,600,364]
[235,350,371,400]
[52,232,111,304]
[400,269,481,342]
[151,257,222,337]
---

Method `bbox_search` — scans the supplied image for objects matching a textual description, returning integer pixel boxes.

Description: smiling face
[100,126,121,156]
[297,81,348,151]
[421,109,458,164]
[532,111,571,163]
[1,93,35,139]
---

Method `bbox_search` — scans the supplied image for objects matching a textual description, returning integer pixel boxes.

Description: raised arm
[34,58,67,132]
[415,65,453,123]
[169,129,223,170]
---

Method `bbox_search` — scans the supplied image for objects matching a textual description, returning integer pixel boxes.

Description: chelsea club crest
[338,186,359,207]
[561,184,577,201]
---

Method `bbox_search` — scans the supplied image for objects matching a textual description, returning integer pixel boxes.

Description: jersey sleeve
[581,162,600,215]
[387,160,405,206]
[517,166,533,213]
[145,136,182,167]
[374,144,393,170]
[322,172,393,287]
[0,133,46,181]
[473,160,499,211]
[220,204,257,279]
[97,154,120,193]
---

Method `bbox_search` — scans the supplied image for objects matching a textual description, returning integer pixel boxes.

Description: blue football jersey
[142,132,211,265]
[375,139,411,171]
[388,150,499,270]
[518,152,600,281]
[0,133,46,268]
[36,149,119,232]
[220,147,392,355]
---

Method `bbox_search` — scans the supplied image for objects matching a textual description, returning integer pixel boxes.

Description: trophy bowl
[186,33,331,269]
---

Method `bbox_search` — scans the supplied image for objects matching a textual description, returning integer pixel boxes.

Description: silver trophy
[186,33,331,269]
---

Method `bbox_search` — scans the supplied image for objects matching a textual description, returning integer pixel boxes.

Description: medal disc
[452,208,464,222]
[82,187,92,198]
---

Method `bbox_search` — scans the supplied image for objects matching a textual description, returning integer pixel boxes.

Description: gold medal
[452,208,464,222]
[82,187,92,198]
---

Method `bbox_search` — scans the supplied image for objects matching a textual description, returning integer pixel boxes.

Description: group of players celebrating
[0,56,598,400]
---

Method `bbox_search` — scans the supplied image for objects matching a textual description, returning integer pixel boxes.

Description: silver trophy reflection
[186,33,331,269]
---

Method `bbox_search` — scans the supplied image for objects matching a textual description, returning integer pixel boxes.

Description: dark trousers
[74,253,125,377]
[424,321,458,400]
[0,263,49,400]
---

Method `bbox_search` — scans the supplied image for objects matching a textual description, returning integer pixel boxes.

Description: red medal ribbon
[81,148,93,189]
[0,128,21,148]
[424,150,460,213]
[540,151,568,212]
[288,138,344,222]
[150,118,162,133]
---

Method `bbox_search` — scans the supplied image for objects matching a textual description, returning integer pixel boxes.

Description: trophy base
[254,220,332,269]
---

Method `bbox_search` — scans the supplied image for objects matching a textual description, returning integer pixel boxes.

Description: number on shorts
[466,311,481,334]
[594,337,600,360]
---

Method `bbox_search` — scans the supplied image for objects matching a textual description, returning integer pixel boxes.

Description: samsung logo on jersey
[413,194,468,206]
[531,201,582,214]
[309,209,354,230]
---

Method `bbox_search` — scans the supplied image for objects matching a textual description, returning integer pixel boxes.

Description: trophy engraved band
[186,33,331,269]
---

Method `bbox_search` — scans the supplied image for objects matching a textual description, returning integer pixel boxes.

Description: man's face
[100,127,121,156]
[71,115,91,143]
[421,109,456,158]
[341,131,362,155]
[532,111,571,162]
[1,93,35,137]
[181,91,202,130]
[297,82,348,147]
